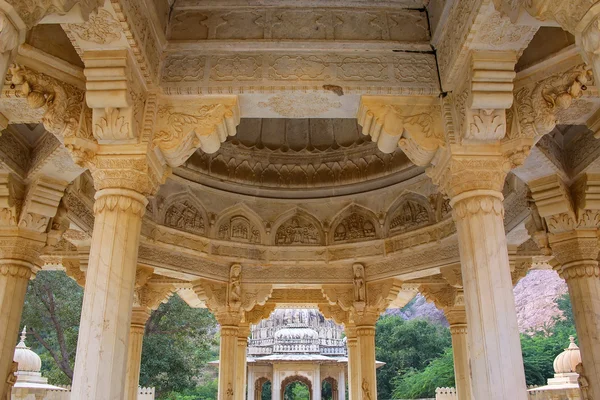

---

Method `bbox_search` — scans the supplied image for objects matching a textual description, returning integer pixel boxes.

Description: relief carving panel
[164,200,206,235]
[333,213,377,242]
[218,216,261,244]
[275,216,321,246]
[389,200,430,234]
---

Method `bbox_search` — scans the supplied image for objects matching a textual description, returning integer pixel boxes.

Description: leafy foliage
[283,382,310,400]
[375,316,451,400]
[391,349,455,399]
[21,271,83,384]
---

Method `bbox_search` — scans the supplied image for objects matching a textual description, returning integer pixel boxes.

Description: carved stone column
[0,173,63,399]
[323,276,403,400]
[345,325,360,400]
[0,262,32,399]
[194,266,272,400]
[234,324,250,400]
[124,269,175,400]
[356,320,377,400]
[528,173,600,399]
[125,307,151,400]
[420,281,472,400]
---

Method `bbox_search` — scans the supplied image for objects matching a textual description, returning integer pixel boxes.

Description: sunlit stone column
[0,262,32,399]
[356,323,377,400]
[124,307,151,400]
[70,188,148,400]
[220,323,239,400]
[235,324,250,400]
[450,188,527,400]
[345,325,360,400]
[550,231,600,399]
[445,303,472,400]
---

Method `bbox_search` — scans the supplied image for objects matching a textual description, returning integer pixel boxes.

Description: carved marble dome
[553,336,582,374]
[180,118,419,198]
[13,328,42,373]
[249,309,346,357]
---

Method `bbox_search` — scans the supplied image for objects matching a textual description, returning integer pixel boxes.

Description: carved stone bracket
[4,0,103,29]
[322,277,403,326]
[357,96,444,165]
[153,97,241,168]
[192,264,272,325]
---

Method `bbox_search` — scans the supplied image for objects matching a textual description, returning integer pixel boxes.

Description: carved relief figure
[353,264,366,303]
[218,216,261,243]
[165,200,206,234]
[362,379,372,400]
[6,361,17,400]
[228,264,242,308]
[333,212,377,242]
[390,200,429,233]
[275,217,319,245]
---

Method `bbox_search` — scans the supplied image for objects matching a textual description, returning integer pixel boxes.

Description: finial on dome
[21,326,27,343]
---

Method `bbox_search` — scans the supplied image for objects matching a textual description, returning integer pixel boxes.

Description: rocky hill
[391,270,568,333]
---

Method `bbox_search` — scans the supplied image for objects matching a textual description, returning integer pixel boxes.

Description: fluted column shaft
[356,325,376,400]
[445,305,472,400]
[551,231,600,399]
[125,307,151,400]
[234,325,250,400]
[451,192,527,400]
[346,326,360,400]
[0,262,32,400]
[71,189,148,400]
[219,325,239,400]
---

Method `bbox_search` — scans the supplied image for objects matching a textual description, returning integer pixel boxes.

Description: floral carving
[333,213,376,242]
[94,107,130,140]
[165,201,206,235]
[68,9,122,44]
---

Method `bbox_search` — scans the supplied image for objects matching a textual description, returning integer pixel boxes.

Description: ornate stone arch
[281,375,313,400]
[255,376,272,400]
[271,208,325,246]
[160,191,209,236]
[328,204,380,243]
[385,192,434,235]
[212,203,266,244]
[321,376,339,400]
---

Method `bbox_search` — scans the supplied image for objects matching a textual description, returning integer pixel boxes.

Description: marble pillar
[313,364,321,400]
[219,325,239,400]
[346,326,360,400]
[451,191,527,400]
[0,262,32,400]
[338,368,346,400]
[551,231,600,399]
[445,306,472,400]
[70,189,148,400]
[356,325,376,400]
[235,324,250,400]
[125,307,151,400]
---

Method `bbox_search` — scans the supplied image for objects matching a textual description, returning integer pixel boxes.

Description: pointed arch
[271,208,325,246]
[385,191,434,235]
[328,203,380,243]
[213,203,266,244]
[161,191,209,236]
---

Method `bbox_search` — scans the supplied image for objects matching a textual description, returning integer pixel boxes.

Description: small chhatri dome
[13,326,42,373]
[553,336,582,374]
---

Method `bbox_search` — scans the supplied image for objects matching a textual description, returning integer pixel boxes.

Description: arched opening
[322,377,338,400]
[255,377,272,400]
[281,375,312,400]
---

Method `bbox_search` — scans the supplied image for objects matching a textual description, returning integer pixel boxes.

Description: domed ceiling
[178,118,422,198]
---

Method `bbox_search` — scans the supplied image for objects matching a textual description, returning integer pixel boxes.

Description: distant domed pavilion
[246,309,382,400]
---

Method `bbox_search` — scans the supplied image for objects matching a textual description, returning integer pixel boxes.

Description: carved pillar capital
[193,266,273,327]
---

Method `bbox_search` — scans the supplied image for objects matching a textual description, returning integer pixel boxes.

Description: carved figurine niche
[353,263,366,307]
[228,264,242,310]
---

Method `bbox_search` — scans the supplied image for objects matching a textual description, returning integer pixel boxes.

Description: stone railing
[32,386,155,400]
[435,386,570,400]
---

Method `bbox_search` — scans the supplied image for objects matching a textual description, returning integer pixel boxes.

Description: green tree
[284,382,310,400]
[391,349,455,399]
[140,296,219,397]
[375,316,451,400]
[261,380,272,400]
[20,271,83,384]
